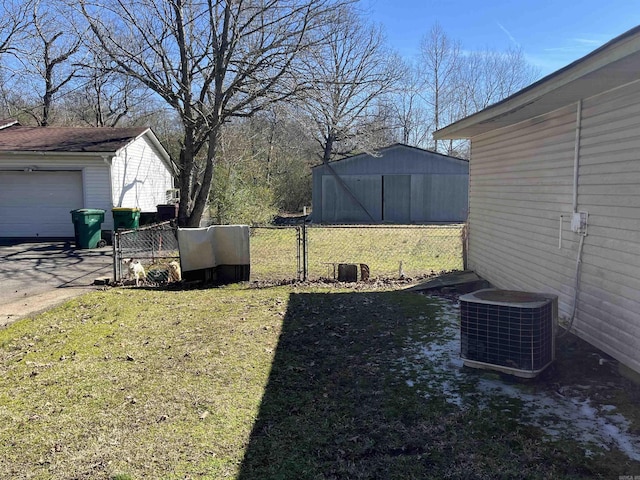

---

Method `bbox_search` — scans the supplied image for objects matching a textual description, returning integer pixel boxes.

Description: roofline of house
[310,142,468,170]
[0,126,177,177]
[0,119,19,130]
[0,150,118,157]
[434,24,640,140]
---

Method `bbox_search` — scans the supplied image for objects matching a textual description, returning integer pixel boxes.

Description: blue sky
[366,0,640,77]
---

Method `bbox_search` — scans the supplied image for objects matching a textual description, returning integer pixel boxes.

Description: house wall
[312,145,468,223]
[111,135,173,213]
[469,79,640,373]
[0,155,113,231]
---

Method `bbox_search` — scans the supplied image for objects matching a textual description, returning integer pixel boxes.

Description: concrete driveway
[0,241,113,325]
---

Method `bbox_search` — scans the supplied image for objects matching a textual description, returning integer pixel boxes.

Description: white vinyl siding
[469,80,640,373]
[111,136,173,212]
[83,165,114,230]
[572,80,640,372]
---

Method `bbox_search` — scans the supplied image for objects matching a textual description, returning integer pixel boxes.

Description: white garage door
[0,171,84,237]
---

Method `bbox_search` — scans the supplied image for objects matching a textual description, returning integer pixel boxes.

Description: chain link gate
[113,221,180,283]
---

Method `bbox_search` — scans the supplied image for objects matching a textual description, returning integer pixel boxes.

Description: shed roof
[311,143,467,169]
[434,25,640,140]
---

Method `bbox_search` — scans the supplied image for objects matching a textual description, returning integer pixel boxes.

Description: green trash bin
[112,207,141,230]
[70,209,106,249]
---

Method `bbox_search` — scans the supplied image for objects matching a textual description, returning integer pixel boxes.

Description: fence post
[296,224,309,281]
[296,226,302,281]
[112,231,118,283]
[303,222,308,281]
[461,223,469,271]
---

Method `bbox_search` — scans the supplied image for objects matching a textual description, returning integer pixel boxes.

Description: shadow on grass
[237,290,441,480]
[236,290,637,480]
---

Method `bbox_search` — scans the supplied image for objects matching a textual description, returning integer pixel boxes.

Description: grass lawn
[1,284,639,479]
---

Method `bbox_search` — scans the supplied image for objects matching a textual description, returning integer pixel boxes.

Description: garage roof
[0,124,149,153]
[434,25,640,139]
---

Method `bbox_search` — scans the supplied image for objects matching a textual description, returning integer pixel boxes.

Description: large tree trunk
[188,128,219,227]
[176,149,192,227]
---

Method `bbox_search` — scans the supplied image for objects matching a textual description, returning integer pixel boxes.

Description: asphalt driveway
[0,241,113,325]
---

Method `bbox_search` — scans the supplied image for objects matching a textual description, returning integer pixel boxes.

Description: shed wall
[469,80,640,373]
[312,145,468,223]
[321,175,382,223]
[111,135,173,213]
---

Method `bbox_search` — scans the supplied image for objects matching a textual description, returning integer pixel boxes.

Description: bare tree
[78,0,351,227]
[419,23,539,156]
[62,51,158,127]
[7,0,84,126]
[419,22,461,153]
[0,0,35,118]
[295,4,399,164]
[386,58,432,147]
[0,0,31,55]
[458,47,539,114]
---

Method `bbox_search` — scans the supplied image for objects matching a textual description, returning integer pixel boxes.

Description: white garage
[0,120,175,239]
[0,171,83,237]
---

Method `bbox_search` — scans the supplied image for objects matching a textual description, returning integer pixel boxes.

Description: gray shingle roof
[0,125,149,153]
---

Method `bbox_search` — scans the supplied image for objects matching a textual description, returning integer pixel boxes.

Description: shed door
[383,175,411,223]
[0,171,84,237]
[321,175,382,223]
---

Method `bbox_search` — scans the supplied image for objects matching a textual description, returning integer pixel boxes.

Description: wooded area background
[0,0,539,225]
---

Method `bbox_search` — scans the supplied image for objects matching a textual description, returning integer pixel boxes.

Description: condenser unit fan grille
[460,289,556,377]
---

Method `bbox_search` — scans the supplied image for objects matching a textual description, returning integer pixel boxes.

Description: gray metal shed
[311,143,468,224]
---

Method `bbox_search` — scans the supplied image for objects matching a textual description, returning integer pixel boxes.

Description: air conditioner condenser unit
[460,289,557,378]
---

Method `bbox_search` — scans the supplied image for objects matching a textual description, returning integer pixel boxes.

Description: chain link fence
[250,224,465,282]
[113,222,464,285]
[249,226,303,282]
[113,221,180,283]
